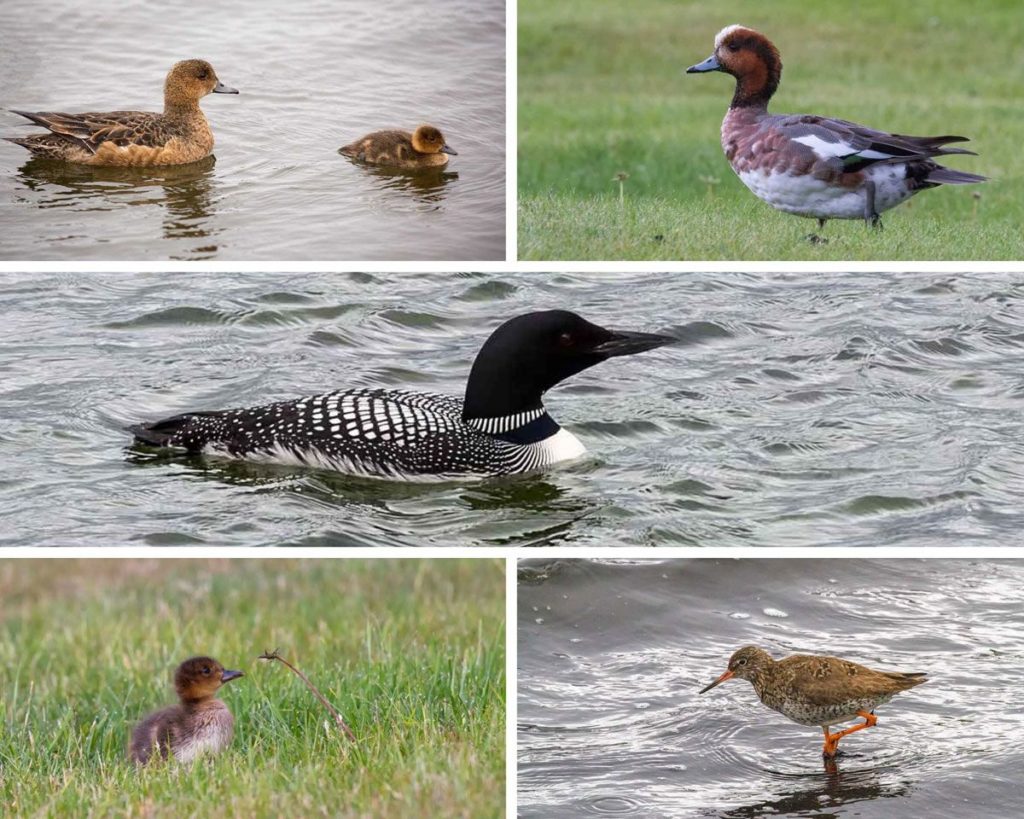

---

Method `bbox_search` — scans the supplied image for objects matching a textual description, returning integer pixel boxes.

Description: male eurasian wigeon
[687,26,986,232]
[128,656,243,765]
[6,60,238,166]
[340,124,457,169]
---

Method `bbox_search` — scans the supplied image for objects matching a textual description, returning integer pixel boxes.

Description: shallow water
[1,270,1024,546]
[0,0,505,261]
[518,558,1024,818]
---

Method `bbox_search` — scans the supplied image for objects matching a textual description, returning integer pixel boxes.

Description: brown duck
[340,124,457,169]
[700,645,927,757]
[6,59,238,166]
[129,656,243,765]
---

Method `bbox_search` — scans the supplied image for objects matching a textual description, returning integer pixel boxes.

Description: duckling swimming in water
[129,656,243,765]
[340,124,457,169]
[6,59,238,167]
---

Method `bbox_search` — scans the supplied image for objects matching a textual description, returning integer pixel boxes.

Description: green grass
[0,559,505,818]
[518,0,1024,260]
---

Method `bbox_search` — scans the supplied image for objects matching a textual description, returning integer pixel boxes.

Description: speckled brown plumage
[6,59,237,166]
[129,656,243,765]
[339,124,456,170]
[700,645,927,757]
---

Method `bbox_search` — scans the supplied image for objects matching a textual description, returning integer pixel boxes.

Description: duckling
[129,656,243,765]
[5,60,238,167]
[340,124,457,169]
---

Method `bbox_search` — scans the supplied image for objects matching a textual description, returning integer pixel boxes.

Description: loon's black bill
[221,669,244,683]
[686,54,721,73]
[441,144,458,155]
[699,668,733,694]
[213,81,240,94]
[592,329,677,358]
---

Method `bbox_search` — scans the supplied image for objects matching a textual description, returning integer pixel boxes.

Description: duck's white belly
[736,164,916,220]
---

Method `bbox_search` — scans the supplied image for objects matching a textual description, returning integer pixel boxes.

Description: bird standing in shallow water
[687,25,985,237]
[129,656,244,765]
[699,645,927,758]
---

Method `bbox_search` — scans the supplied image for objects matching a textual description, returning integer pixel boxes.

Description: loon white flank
[129,310,676,480]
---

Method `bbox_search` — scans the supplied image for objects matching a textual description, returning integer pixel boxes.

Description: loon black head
[462,310,675,423]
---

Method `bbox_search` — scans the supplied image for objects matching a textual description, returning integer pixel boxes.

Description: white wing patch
[793,134,891,161]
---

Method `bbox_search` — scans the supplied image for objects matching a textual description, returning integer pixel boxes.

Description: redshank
[699,645,927,757]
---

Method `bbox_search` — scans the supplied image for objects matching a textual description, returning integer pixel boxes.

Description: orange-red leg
[821,711,877,757]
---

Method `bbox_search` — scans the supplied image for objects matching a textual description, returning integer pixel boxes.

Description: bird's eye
[728,43,741,52]
[738,658,747,665]
[202,666,211,675]
[197,70,209,80]
[558,332,573,347]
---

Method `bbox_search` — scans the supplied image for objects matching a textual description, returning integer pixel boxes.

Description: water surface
[0,0,505,260]
[1,270,1023,546]
[518,558,1024,818]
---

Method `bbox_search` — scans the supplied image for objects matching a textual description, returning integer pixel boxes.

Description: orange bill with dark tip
[699,668,734,694]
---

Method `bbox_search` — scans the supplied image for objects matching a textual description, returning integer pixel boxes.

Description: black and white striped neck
[464,407,560,444]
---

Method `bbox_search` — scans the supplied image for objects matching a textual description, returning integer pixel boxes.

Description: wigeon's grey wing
[770,114,976,172]
[10,109,170,153]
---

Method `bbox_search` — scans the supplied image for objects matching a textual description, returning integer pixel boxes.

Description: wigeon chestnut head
[340,124,457,170]
[687,26,986,235]
[5,59,238,167]
[128,656,243,765]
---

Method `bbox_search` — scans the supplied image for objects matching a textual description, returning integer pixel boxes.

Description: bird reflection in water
[14,155,221,258]
[720,762,913,818]
[354,163,458,208]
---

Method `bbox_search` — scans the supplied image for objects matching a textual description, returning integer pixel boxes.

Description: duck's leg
[806,217,829,245]
[822,710,877,756]
[864,181,882,229]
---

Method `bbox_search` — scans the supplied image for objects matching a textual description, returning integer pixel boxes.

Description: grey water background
[518,558,1024,818]
[0,0,505,261]
[1,270,1024,546]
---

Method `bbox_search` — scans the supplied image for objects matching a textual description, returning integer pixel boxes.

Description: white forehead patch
[715,24,748,48]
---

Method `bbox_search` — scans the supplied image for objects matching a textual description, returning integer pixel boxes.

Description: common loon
[129,310,675,480]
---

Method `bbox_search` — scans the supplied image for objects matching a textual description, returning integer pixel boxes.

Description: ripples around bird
[1,271,1024,546]
[518,558,1024,818]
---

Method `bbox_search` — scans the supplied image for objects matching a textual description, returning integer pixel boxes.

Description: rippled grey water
[518,558,1024,818]
[0,0,505,260]
[1,270,1023,546]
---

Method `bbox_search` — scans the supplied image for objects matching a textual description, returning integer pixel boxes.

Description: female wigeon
[6,60,238,167]
[129,656,243,765]
[340,124,457,169]
[687,26,986,232]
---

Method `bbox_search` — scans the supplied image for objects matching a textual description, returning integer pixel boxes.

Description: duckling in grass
[6,59,238,167]
[129,656,243,765]
[340,124,457,169]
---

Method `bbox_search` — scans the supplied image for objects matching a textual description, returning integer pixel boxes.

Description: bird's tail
[128,411,220,451]
[927,166,988,185]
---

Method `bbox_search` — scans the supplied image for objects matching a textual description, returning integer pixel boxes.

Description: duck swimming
[129,310,674,481]
[6,59,238,167]
[687,26,986,232]
[340,124,457,169]
[129,656,243,765]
